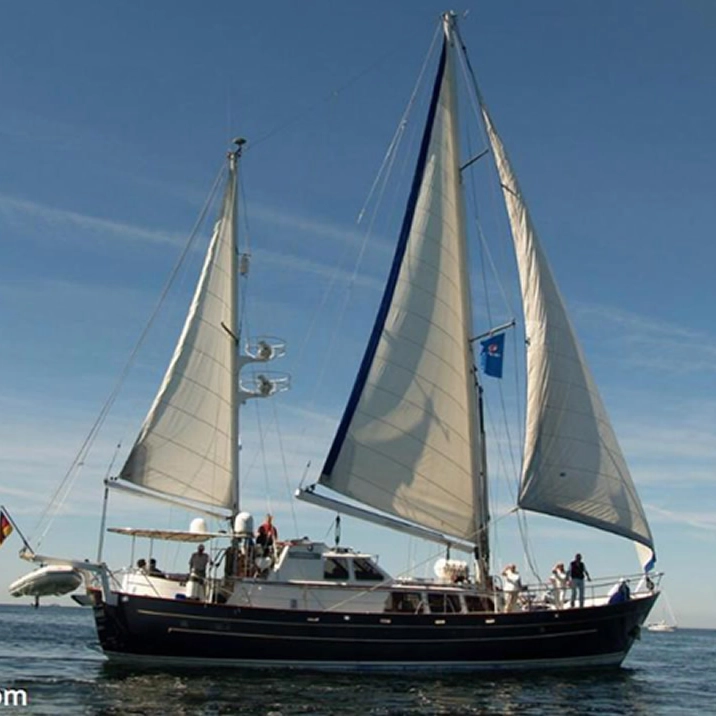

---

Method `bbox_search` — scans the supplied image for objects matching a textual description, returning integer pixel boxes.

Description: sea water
[0,604,712,715]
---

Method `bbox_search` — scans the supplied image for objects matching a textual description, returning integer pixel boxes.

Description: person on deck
[501,564,522,612]
[549,562,568,609]
[148,558,164,577]
[569,553,591,608]
[189,544,210,581]
[607,578,631,605]
[256,514,278,554]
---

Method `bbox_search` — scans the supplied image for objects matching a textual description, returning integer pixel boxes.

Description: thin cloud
[646,504,716,532]
[0,194,181,247]
[250,201,372,247]
[577,302,716,373]
[253,247,384,293]
[0,192,388,292]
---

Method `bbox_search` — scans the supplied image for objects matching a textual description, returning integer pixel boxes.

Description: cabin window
[427,593,462,614]
[352,558,383,581]
[464,595,493,613]
[387,592,424,613]
[323,557,349,580]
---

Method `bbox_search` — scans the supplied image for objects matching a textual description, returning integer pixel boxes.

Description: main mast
[441,11,491,586]
[297,11,490,574]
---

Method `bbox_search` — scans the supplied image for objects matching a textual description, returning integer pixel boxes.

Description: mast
[303,11,490,565]
[229,138,244,517]
[443,10,490,586]
[231,137,290,521]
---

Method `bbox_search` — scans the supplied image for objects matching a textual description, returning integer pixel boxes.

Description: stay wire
[454,31,542,581]
[285,26,443,498]
[248,50,398,153]
[32,162,228,548]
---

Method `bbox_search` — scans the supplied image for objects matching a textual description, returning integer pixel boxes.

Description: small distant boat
[9,565,83,598]
[646,593,677,632]
[646,620,676,633]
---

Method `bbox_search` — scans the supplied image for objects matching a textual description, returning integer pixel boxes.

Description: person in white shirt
[549,562,568,609]
[502,563,522,612]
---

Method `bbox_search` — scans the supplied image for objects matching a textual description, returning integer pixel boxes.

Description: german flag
[0,510,13,546]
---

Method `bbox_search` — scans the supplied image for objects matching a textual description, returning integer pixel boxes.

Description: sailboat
[14,12,660,670]
[647,593,677,632]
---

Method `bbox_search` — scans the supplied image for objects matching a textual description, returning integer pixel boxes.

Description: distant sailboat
[647,593,677,632]
[13,12,659,670]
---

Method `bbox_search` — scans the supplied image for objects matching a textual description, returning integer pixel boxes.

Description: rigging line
[250,383,273,518]
[454,34,525,477]
[238,165,252,256]
[237,169,252,350]
[485,377,541,581]
[481,389,534,574]
[32,161,228,548]
[455,48,524,564]
[236,32,440,439]
[453,83,527,471]
[481,398,518,505]
[455,45,518,322]
[238,274,292,530]
[288,132,406,373]
[356,24,441,224]
[291,28,440,387]
[294,30,440,454]
[454,36,520,321]
[226,79,234,157]
[247,49,400,152]
[270,399,300,540]
[454,28,540,577]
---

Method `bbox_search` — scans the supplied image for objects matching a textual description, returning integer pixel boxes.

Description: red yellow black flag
[0,509,13,545]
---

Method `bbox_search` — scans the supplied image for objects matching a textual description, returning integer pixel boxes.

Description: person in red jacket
[256,514,278,553]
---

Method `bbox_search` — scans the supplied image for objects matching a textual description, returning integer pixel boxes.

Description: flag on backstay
[480,333,505,378]
[0,510,13,546]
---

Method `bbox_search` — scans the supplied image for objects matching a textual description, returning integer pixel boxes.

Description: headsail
[119,152,239,512]
[318,22,488,546]
[480,104,654,554]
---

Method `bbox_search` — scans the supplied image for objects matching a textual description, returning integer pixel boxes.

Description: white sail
[119,157,238,512]
[318,32,487,545]
[481,105,654,550]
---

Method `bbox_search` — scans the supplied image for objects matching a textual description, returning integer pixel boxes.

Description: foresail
[119,159,238,512]
[319,35,487,545]
[481,105,654,550]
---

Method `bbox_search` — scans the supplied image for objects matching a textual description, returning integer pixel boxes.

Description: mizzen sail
[119,155,239,512]
[319,29,487,545]
[481,104,654,551]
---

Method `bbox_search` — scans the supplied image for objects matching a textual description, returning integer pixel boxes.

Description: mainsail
[119,154,239,512]
[480,105,654,554]
[318,26,488,546]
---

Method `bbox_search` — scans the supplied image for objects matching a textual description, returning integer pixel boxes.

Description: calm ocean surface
[0,604,713,715]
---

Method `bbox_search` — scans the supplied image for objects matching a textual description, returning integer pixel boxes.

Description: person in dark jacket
[569,553,591,607]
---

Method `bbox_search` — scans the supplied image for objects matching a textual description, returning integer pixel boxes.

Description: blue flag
[480,333,505,378]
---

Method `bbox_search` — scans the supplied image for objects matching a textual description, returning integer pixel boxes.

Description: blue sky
[1,0,715,629]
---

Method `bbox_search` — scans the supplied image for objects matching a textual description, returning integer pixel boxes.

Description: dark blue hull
[92,590,657,671]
